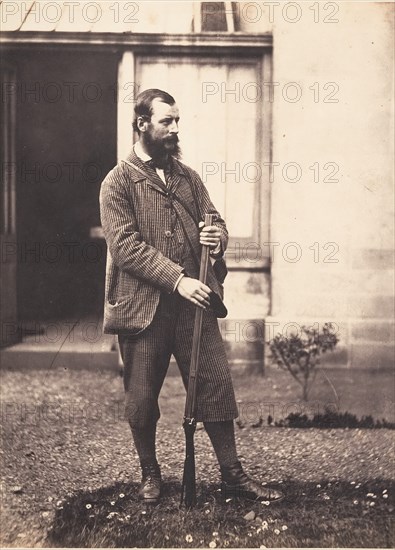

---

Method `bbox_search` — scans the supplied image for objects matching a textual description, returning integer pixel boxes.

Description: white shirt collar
[134,140,167,184]
[134,141,152,162]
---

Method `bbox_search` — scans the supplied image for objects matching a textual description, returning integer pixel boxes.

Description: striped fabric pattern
[119,293,239,427]
[99,148,229,334]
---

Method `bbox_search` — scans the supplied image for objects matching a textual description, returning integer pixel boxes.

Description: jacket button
[164,230,172,238]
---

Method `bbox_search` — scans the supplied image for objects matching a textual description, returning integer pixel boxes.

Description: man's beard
[144,133,182,167]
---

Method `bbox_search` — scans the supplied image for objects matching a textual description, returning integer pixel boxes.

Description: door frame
[1,64,18,346]
[116,38,273,270]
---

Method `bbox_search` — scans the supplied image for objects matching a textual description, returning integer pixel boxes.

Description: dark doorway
[11,48,118,323]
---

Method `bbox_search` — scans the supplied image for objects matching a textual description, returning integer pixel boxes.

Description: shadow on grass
[47,478,394,548]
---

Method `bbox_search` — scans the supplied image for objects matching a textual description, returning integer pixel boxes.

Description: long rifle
[180,213,213,508]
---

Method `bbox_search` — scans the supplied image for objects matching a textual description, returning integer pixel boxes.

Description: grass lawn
[0,365,394,548]
[48,478,394,548]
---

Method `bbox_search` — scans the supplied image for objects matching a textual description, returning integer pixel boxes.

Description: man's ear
[137,115,149,133]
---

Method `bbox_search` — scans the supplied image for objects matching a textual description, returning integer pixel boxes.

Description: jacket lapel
[125,149,168,195]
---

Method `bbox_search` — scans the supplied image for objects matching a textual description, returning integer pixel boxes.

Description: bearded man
[99,88,284,505]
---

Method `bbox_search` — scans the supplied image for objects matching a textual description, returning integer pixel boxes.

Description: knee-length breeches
[118,293,238,428]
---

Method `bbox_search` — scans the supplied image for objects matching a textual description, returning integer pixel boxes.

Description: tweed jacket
[99,148,228,335]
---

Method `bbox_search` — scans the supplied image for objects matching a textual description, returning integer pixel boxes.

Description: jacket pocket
[108,272,139,306]
[108,295,135,307]
[104,280,160,334]
[105,284,148,334]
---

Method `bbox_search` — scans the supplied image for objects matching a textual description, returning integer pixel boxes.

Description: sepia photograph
[0,0,394,547]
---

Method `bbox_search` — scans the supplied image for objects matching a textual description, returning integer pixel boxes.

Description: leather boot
[138,461,161,504]
[220,461,284,502]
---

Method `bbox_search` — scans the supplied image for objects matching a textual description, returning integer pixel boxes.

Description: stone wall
[267,2,394,369]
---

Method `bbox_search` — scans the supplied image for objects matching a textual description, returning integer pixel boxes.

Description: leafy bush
[268,323,339,401]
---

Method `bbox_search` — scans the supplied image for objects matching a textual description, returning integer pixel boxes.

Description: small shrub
[268,323,339,401]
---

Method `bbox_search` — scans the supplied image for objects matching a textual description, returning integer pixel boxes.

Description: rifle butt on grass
[181,213,213,508]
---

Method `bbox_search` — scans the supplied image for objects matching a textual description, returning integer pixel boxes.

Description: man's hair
[133,89,176,134]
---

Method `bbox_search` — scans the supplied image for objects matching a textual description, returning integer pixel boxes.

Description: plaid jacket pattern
[99,148,229,334]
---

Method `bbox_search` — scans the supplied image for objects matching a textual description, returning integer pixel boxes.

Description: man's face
[140,98,180,159]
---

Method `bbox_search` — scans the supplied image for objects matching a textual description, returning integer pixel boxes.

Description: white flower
[185,534,193,543]
[209,541,217,548]
[383,489,388,494]
[366,493,374,497]
[85,504,92,509]
[225,498,232,503]
[353,500,358,505]
[110,501,115,506]
[274,528,280,535]
[119,493,125,498]
[316,484,321,488]
[281,525,288,531]
[107,512,116,519]
[370,502,375,507]
[383,494,388,499]
[141,510,146,515]
[261,521,268,531]
[212,532,218,537]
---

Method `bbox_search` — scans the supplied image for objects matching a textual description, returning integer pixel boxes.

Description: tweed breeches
[118,293,238,428]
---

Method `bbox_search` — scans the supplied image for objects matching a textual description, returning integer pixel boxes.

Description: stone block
[350,343,394,370]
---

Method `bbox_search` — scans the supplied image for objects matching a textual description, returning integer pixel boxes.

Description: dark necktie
[145,158,172,187]
[145,159,156,171]
[148,160,176,229]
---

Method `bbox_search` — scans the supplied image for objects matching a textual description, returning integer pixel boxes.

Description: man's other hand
[199,224,221,249]
[176,277,211,309]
